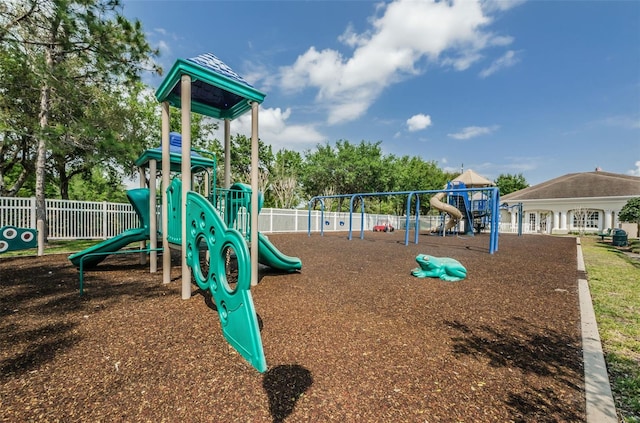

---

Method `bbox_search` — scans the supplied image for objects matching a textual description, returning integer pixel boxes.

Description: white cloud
[479,49,520,78]
[338,23,367,48]
[406,114,432,132]
[279,0,519,125]
[229,107,326,152]
[149,27,175,57]
[481,0,527,13]
[157,40,171,56]
[443,165,464,174]
[142,28,179,79]
[280,47,344,93]
[628,160,640,177]
[448,125,499,140]
[241,61,278,93]
[597,114,640,130]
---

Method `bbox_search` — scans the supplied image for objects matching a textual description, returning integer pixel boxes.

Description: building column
[544,213,551,234]
[603,210,613,230]
[560,211,567,231]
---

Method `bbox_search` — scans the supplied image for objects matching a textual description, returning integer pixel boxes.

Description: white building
[501,170,639,237]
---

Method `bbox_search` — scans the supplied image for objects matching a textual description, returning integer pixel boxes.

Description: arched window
[572,209,599,230]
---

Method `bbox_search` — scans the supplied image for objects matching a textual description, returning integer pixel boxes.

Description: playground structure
[308,180,500,254]
[428,169,496,236]
[68,53,301,373]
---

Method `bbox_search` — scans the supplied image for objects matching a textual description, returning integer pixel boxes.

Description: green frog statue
[411,254,467,282]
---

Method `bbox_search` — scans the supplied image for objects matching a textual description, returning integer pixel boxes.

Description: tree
[68,166,128,202]
[301,140,390,211]
[300,141,455,215]
[270,149,303,208]
[572,206,589,235]
[300,142,339,202]
[618,197,640,236]
[225,134,273,182]
[48,81,154,199]
[2,0,159,252]
[0,43,39,196]
[0,1,38,43]
[220,134,273,199]
[494,173,529,196]
[389,156,452,215]
[301,140,376,211]
[334,140,387,195]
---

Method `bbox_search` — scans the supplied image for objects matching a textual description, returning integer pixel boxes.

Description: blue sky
[122,0,640,186]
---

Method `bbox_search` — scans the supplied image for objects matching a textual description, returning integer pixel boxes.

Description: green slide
[68,227,150,268]
[257,232,302,272]
[69,189,151,268]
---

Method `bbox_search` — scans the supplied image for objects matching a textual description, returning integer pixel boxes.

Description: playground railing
[212,188,252,240]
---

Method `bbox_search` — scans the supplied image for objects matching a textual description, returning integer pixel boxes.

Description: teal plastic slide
[225,182,301,272]
[257,232,301,272]
[69,189,151,268]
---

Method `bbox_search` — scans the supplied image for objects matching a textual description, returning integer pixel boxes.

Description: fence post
[102,201,108,240]
[269,208,273,233]
[30,197,36,229]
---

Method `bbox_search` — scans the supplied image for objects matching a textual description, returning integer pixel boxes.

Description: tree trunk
[51,153,71,200]
[35,47,53,255]
[59,177,69,200]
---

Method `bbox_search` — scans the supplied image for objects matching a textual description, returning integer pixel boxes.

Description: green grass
[581,236,640,422]
[1,239,101,257]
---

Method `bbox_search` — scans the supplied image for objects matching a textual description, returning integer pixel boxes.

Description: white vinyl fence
[1,197,412,239]
[1,196,522,240]
[0,197,140,240]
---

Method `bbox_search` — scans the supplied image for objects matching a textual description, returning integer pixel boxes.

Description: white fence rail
[2,196,522,240]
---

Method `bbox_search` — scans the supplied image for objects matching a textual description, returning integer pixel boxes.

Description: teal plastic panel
[166,178,183,244]
[0,226,37,253]
[185,191,267,373]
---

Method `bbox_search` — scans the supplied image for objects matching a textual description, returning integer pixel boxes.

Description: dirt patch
[0,232,584,422]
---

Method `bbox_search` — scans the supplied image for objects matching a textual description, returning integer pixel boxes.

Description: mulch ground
[0,232,585,422]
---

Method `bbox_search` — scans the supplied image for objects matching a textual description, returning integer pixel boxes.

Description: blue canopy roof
[155,53,266,120]
[156,132,203,156]
[134,132,216,172]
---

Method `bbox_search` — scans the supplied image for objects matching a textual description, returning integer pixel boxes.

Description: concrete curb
[576,237,617,422]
